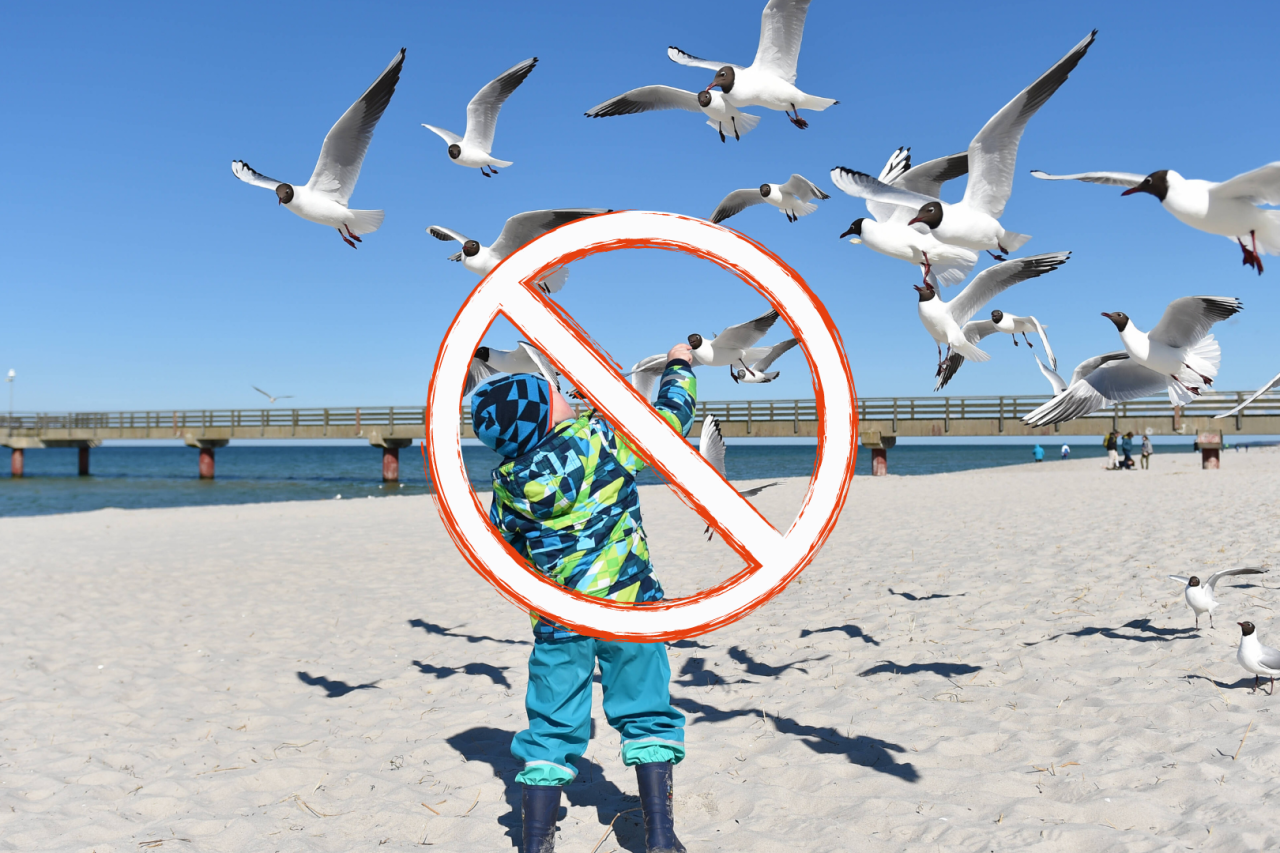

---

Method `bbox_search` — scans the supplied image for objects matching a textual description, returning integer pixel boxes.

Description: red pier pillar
[198,447,216,479]
[79,445,90,476]
[1197,431,1223,471]
[382,445,400,482]
[861,432,897,477]
[10,448,23,478]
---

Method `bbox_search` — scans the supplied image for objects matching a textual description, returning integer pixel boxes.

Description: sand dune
[2,448,1277,851]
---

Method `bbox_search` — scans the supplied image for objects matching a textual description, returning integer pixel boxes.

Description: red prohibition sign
[426,210,857,641]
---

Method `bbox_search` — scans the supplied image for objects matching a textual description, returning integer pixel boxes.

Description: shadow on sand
[411,660,512,689]
[1024,618,1200,646]
[857,661,982,679]
[799,624,880,645]
[296,671,380,697]
[408,618,531,646]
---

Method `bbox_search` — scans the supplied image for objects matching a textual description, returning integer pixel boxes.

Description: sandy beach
[2,448,1278,852]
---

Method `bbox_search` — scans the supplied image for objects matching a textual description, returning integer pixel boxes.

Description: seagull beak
[913,284,926,294]
[906,215,923,226]
[1101,312,1115,320]
[1120,186,1141,196]
[838,226,857,239]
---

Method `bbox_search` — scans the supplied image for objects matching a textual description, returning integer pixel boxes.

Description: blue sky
[1,1,1276,414]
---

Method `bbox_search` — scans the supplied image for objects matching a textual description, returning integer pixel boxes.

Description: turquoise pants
[512,636,685,786]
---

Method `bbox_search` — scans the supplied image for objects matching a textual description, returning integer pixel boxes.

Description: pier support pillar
[10,448,22,478]
[1197,432,1222,470]
[182,437,229,479]
[79,445,90,476]
[860,432,897,477]
[369,434,414,483]
[198,447,215,479]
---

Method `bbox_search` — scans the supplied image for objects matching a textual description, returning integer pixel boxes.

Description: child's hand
[667,343,693,364]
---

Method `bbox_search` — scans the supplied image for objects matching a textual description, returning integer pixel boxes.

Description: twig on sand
[420,802,440,815]
[589,808,640,853]
[1234,720,1254,761]
[463,788,481,816]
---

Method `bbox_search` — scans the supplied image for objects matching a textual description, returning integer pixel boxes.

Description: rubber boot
[636,761,686,853]
[521,784,561,853]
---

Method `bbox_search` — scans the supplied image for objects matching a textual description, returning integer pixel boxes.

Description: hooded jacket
[488,361,697,639]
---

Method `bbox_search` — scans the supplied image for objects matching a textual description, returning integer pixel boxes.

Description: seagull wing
[1029,169,1144,188]
[1168,575,1190,586]
[667,45,740,72]
[232,160,285,191]
[752,338,799,371]
[699,414,728,477]
[307,48,405,204]
[738,482,781,498]
[780,173,830,203]
[517,341,560,392]
[1204,567,1267,591]
[962,319,999,345]
[421,124,462,145]
[1260,644,1280,671]
[711,188,768,223]
[584,85,702,117]
[1210,162,1280,204]
[962,31,1096,218]
[1022,357,1166,426]
[713,309,780,351]
[897,151,969,198]
[464,357,499,397]
[252,385,272,399]
[1215,367,1280,419]
[830,167,939,209]
[1148,296,1243,349]
[426,225,470,245]
[751,0,811,84]
[1070,351,1129,385]
[946,252,1071,327]
[490,209,610,259]
[934,353,965,392]
[877,147,912,184]
[1034,353,1068,395]
[628,354,668,399]
[463,57,538,153]
[1024,315,1056,370]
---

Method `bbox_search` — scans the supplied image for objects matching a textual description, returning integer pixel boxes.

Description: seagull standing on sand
[1169,568,1267,629]
[669,0,837,129]
[833,148,977,287]
[914,252,1071,390]
[427,209,610,293]
[231,48,405,248]
[1023,296,1243,426]
[699,414,780,540]
[1030,162,1280,274]
[584,85,761,142]
[1237,621,1280,695]
[711,175,829,223]
[422,58,538,177]
[252,386,294,404]
[730,338,799,383]
[833,31,1096,258]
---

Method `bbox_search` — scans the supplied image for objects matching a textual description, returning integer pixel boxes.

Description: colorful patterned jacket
[488,361,697,639]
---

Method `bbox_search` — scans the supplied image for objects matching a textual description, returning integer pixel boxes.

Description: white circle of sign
[427,210,856,641]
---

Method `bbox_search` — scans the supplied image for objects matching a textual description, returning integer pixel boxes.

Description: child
[470,343,696,853]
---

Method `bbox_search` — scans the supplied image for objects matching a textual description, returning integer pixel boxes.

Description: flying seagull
[584,85,761,142]
[627,309,784,398]
[422,58,538,177]
[960,310,1056,368]
[252,386,294,404]
[1033,351,1128,397]
[1031,162,1280,274]
[730,338,799,383]
[1215,367,1280,420]
[1169,568,1267,629]
[232,48,405,248]
[466,342,560,397]
[711,174,829,223]
[699,414,780,540]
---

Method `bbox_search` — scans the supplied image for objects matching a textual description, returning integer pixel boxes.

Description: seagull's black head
[1102,311,1130,332]
[708,65,735,94]
[1121,170,1169,202]
[839,218,865,239]
[275,183,294,205]
[759,184,772,198]
[1240,621,1256,637]
[908,201,943,229]
[697,89,713,108]
[990,309,1004,324]
[447,143,462,160]
[688,333,704,349]
[913,283,937,302]
[1188,576,1201,587]
[462,240,481,258]
[474,346,490,363]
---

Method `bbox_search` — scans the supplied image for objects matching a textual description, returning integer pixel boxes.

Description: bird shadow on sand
[296,671,380,698]
[799,624,881,645]
[676,656,751,687]
[408,618,531,646]
[1184,672,1268,694]
[727,646,828,677]
[858,661,982,679]
[411,660,512,689]
[887,588,965,602]
[1023,618,1199,646]
[447,726,646,853]
[672,696,919,782]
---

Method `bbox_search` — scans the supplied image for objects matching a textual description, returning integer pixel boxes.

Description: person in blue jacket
[472,342,696,853]
[1033,444,1045,462]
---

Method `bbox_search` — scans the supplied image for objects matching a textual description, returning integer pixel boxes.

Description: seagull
[915,252,1071,390]
[1033,351,1128,397]
[584,85,761,142]
[833,148,977,287]
[465,342,560,397]
[1023,296,1243,426]
[231,48,405,248]
[699,414,779,540]
[730,338,799,383]
[711,175,829,223]
[1238,621,1280,695]
[422,58,537,177]
[835,31,1096,258]
[963,310,1056,366]
[1030,162,1280,274]
[252,386,294,404]
[1169,568,1267,629]
[627,309,783,397]
[427,209,610,293]
[669,0,837,129]
[1215,367,1280,419]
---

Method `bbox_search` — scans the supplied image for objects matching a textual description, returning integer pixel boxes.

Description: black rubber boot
[521,784,561,853]
[636,761,686,853]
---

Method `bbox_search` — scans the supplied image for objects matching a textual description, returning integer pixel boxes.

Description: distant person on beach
[471,343,696,853]
[1105,431,1119,469]
[1033,444,1045,462]
[1141,434,1153,469]
[1061,444,1070,459]
[1121,432,1135,469]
